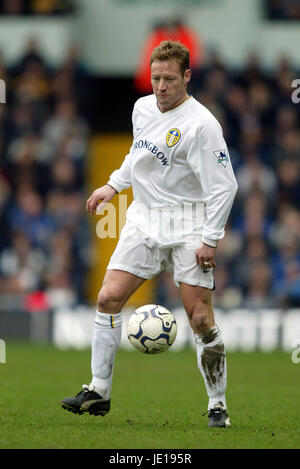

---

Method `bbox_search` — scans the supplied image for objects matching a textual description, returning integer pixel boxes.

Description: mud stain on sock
[201,343,225,388]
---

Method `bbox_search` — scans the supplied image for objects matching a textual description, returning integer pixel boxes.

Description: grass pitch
[0,342,299,449]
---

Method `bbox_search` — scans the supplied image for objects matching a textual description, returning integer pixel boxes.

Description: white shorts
[107,222,214,289]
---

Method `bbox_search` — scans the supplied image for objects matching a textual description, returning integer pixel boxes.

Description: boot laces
[82,384,95,392]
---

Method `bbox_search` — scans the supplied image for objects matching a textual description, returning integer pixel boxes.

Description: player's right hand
[86,184,117,214]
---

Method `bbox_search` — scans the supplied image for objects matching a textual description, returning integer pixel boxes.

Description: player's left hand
[195,244,217,269]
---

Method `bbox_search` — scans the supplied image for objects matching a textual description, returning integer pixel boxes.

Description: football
[127,304,177,354]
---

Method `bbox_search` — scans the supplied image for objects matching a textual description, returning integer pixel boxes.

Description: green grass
[0,342,299,449]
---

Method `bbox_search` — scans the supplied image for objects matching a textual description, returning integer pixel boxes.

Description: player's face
[151,60,191,113]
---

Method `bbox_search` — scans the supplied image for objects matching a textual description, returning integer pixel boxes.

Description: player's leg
[90,219,164,402]
[180,282,226,401]
[61,222,159,416]
[91,269,145,398]
[97,268,145,314]
[61,269,145,415]
[172,239,230,427]
[179,282,230,427]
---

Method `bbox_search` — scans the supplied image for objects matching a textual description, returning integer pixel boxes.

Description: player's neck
[158,93,190,113]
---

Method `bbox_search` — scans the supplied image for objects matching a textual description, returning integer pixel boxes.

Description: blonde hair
[150,40,190,76]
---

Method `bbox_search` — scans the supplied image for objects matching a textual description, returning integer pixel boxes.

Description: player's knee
[97,288,123,314]
[187,301,212,332]
[191,311,211,332]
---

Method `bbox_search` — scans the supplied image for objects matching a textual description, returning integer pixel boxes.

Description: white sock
[91,310,122,400]
[195,325,227,410]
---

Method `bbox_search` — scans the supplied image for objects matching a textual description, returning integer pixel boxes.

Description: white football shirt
[108,94,238,247]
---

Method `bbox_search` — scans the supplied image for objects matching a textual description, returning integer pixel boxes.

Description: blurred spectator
[13,62,50,107]
[265,0,300,20]
[269,204,300,250]
[0,0,25,15]
[273,55,297,105]
[237,51,267,88]
[276,160,300,207]
[0,0,75,15]
[233,189,273,239]
[43,228,76,307]
[232,235,271,294]
[50,157,79,192]
[7,185,56,249]
[236,153,277,201]
[275,105,298,135]
[0,172,11,250]
[42,98,89,155]
[275,260,300,308]
[0,231,47,293]
[11,36,47,76]
[49,45,91,117]
[244,260,273,309]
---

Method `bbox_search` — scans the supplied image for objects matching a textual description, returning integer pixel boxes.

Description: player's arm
[187,116,238,265]
[86,184,117,214]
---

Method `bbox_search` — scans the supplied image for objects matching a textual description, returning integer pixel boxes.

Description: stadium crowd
[0,37,300,312]
[0,39,91,310]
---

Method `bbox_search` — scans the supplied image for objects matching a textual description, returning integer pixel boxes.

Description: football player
[61,40,238,428]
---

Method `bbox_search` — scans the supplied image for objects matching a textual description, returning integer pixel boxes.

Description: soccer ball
[127,304,177,354]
